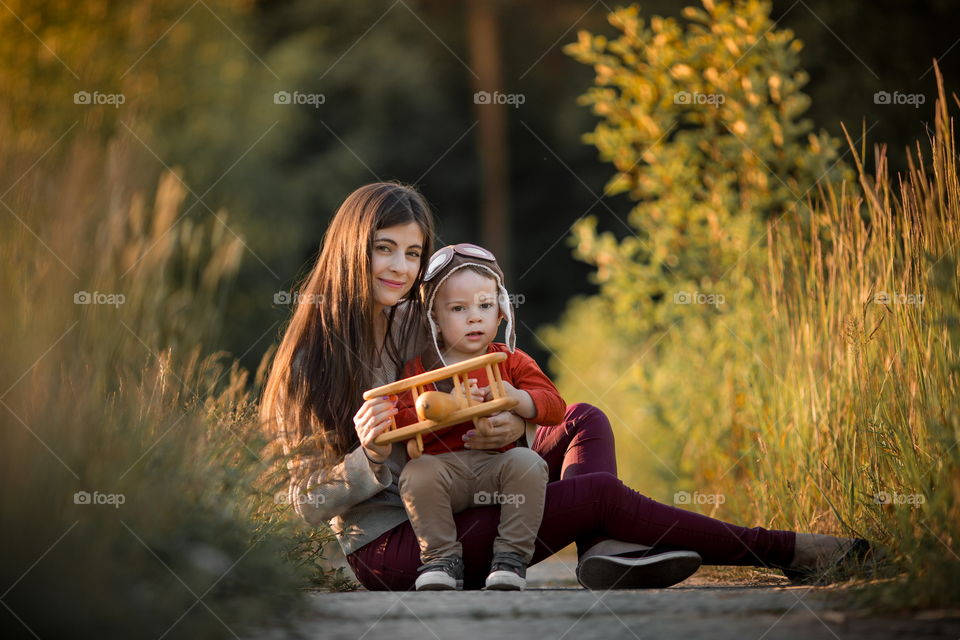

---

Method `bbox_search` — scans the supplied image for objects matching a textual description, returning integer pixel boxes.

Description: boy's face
[433,269,501,361]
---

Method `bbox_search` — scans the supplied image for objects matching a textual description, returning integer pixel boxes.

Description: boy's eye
[480,302,493,310]
[451,305,465,312]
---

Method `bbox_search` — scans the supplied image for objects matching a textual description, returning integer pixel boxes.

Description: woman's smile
[378,277,406,289]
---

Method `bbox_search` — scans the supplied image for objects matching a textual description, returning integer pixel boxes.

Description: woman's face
[370,222,425,310]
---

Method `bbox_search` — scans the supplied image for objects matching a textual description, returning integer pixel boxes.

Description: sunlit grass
[730,70,960,606]
[546,69,959,608]
[0,134,343,636]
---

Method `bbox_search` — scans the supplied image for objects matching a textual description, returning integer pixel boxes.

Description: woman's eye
[407,251,421,259]
[376,245,390,253]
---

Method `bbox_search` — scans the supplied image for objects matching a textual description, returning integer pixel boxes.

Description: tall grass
[730,66,959,606]
[0,132,345,637]
[545,68,959,607]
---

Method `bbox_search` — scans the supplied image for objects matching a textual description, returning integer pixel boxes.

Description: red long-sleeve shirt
[395,343,566,455]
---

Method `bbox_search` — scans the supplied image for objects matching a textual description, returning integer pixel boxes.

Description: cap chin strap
[426,263,516,368]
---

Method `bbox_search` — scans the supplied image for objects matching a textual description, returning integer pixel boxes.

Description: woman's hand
[353,395,398,462]
[462,410,526,450]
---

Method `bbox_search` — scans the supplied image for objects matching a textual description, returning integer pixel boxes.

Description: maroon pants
[347,403,796,590]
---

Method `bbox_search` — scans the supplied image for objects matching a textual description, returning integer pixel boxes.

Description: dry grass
[545,68,959,609]
[686,68,959,607]
[0,132,342,636]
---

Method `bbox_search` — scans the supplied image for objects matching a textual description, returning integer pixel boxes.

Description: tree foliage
[561,0,849,336]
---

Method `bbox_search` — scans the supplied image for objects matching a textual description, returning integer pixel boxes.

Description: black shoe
[778,538,872,585]
[415,555,464,591]
[577,548,702,589]
[485,551,528,590]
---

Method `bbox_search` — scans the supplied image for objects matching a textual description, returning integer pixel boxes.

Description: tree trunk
[466,0,510,281]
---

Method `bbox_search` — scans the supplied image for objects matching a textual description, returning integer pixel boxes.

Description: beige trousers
[398,447,548,564]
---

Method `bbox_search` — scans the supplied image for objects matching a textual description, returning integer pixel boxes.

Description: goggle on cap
[422,243,516,368]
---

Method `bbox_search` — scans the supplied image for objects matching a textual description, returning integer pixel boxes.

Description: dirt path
[277,556,960,640]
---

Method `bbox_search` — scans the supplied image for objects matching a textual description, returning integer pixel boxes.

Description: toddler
[396,243,566,590]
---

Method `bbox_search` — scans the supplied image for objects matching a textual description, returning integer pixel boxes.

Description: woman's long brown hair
[260,182,435,470]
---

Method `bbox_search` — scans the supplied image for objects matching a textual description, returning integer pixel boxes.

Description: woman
[261,182,868,591]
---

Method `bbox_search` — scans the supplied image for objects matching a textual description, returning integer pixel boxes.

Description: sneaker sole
[484,571,526,590]
[415,577,464,591]
[577,550,702,590]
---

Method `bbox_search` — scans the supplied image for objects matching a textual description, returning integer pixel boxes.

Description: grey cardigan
[286,303,536,556]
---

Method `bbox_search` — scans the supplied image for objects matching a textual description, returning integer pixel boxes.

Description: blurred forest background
[3,0,957,369]
[2,0,958,636]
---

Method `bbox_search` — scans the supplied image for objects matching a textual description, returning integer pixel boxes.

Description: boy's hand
[500,380,519,402]
[499,380,536,420]
[451,378,486,404]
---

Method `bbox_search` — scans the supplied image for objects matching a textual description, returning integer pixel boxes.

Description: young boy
[396,243,566,591]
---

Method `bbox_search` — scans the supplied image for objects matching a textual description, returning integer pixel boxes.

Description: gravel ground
[248,555,960,640]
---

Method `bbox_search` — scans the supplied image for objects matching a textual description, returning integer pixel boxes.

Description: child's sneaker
[415,555,464,591]
[484,551,528,590]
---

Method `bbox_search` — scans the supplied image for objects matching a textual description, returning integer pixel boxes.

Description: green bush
[562,0,848,336]
[547,0,848,499]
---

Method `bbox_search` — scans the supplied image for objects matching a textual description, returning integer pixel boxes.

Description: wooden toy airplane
[363,352,518,458]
